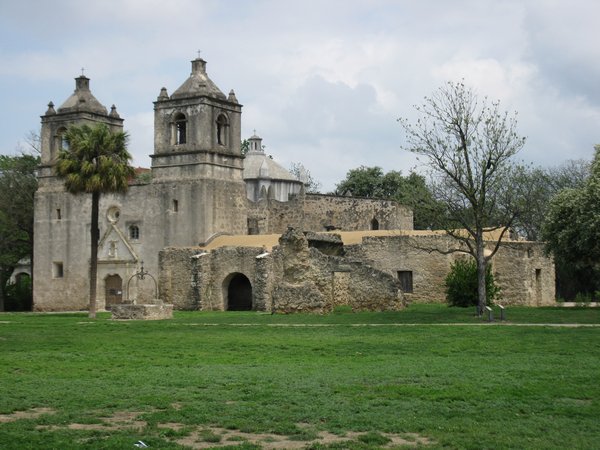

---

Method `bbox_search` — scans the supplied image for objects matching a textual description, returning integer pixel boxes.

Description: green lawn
[1,304,599,449]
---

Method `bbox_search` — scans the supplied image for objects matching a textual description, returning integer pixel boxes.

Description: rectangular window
[56,208,61,220]
[397,270,413,293]
[535,268,541,282]
[53,262,64,279]
[173,199,179,212]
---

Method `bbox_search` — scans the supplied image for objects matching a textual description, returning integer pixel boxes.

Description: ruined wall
[269,229,404,313]
[158,247,198,310]
[247,193,413,235]
[347,234,555,306]
[159,229,405,313]
[345,235,454,304]
[492,243,555,306]
[160,246,265,310]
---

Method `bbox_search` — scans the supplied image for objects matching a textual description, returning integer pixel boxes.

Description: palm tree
[55,123,135,318]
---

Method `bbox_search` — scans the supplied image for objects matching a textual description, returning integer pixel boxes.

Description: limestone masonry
[33,57,555,312]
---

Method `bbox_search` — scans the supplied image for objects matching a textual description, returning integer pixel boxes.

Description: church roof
[243,150,301,182]
[57,76,108,115]
[171,58,227,100]
[198,229,519,252]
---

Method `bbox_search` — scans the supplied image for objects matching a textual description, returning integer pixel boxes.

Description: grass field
[1,304,599,449]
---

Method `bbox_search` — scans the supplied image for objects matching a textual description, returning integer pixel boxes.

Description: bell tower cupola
[38,73,124,189]
[151,56,243,181]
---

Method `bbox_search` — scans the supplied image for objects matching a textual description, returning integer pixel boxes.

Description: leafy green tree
[512,160,589,241]
[55,124,135,318]
[0,153,39,311]
[335,166,443,229]
[542,145,600,298]
[400,81,526,314]
[336,166,385,198]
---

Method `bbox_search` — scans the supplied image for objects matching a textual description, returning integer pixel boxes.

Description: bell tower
[38,74,123,190]
[150,57,247,243]
[151,57,243,181]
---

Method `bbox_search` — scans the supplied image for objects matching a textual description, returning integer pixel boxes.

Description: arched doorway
[105,274,123,309]
[225,273,252,311]
[371,218,379,230]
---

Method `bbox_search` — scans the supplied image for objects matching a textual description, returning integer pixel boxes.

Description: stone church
[33,57,555,312]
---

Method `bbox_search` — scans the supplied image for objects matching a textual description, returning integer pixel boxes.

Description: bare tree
[289,162,322,193]
[399,82,526,313]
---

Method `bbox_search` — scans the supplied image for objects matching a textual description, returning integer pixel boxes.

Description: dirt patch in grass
[25,409,431,448]
[38,410,147,432]
[0,407,56,423]
[158,422,188,431]
[166,424,433,449]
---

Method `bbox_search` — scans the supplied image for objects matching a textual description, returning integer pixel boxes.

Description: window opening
[397,270,413,293]
[129,224,140,240]
[56,208,61,220]
[53,262,64,278]
[173,199,179,212]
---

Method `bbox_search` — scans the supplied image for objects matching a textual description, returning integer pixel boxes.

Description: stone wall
[159,230,555,311]
[159,228,405,313]
[346,234,555,306]
[247,193,413,235]
[492,243,555,306]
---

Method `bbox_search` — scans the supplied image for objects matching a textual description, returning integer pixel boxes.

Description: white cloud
[1,0,600,190]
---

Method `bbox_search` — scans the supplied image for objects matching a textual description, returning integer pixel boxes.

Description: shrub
[445,259,499,307]
[4,275,32,311]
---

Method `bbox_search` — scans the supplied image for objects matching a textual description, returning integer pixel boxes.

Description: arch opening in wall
[216,114,229,147]
[172,112,187,145]
[223,272,252,311]
[53,127,68,160]
[371,218,379,230]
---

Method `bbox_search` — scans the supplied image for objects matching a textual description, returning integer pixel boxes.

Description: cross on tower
[81,67,85,76]
[197,50,202,59]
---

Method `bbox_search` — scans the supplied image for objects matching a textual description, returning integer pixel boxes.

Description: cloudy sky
[1,0,599,192]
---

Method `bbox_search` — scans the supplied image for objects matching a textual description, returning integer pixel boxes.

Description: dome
[57,76,108,115]
[244,151,300,182]
[170,58,227,100]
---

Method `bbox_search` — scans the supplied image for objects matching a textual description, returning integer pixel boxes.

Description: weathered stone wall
[302,195,413,232]
[269,229,404,313]
[347,234,555,306]
[159,228,405,313]
[345,235,454,303]
[247,193,413,235]
[158,247,198,310]
[492,243,555,306]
